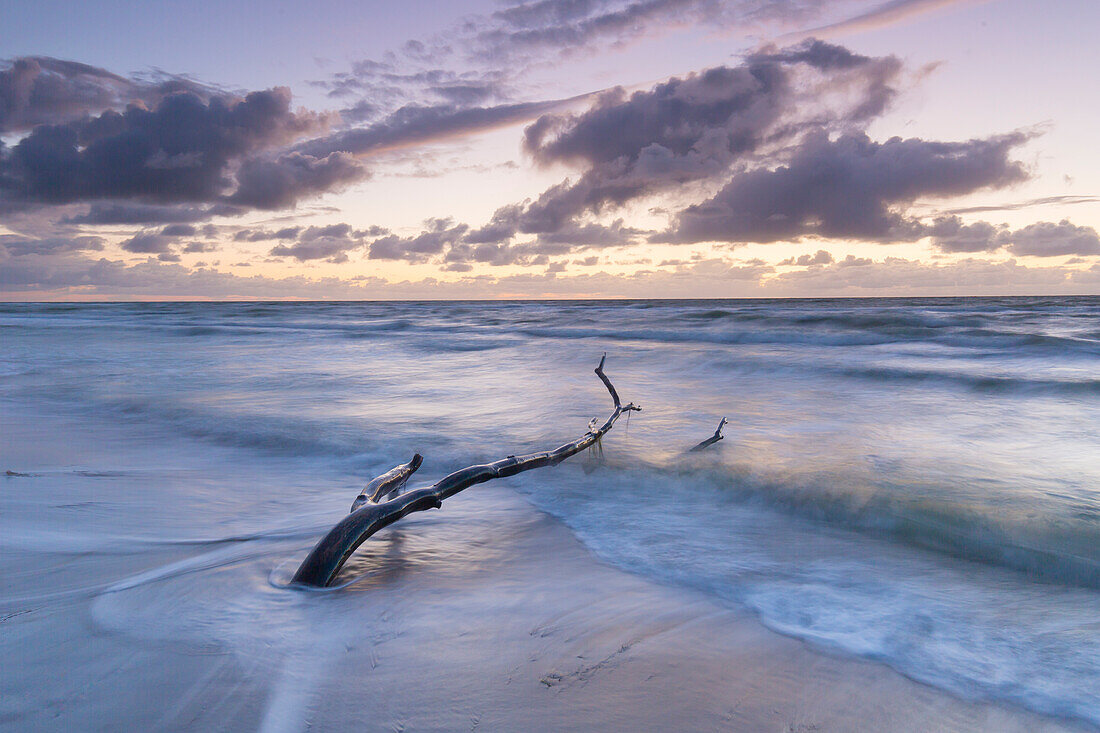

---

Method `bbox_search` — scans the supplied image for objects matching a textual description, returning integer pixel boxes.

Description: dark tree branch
[291,356,641,588]
[352,453,424,511]
[688,417,727,452]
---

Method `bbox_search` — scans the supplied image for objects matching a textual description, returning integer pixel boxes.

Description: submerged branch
[291,356,641,588]
[688,417,727,452]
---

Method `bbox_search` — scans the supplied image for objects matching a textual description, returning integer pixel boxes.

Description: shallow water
[2,297,1098,725]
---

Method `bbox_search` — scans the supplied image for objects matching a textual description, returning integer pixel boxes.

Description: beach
[1,407,1090,732]
[2,299,1098,730]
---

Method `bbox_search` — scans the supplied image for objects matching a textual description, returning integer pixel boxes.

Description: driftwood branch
[688,417,727,452]
[352,453,424,511]
[291,355,641,588]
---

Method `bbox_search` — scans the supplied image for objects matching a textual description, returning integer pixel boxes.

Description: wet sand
[2,466,1093,732]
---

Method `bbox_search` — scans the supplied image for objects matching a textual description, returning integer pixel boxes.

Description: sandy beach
[2,405,1093,732]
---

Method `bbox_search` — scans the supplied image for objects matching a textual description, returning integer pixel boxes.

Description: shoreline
[1,401,1096,731]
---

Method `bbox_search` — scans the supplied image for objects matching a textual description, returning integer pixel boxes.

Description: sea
[2,297,1098,725]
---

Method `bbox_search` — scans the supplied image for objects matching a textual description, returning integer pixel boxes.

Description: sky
[1,0,1098,299]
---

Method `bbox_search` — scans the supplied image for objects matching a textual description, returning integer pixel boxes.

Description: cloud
[378,40,905,256]
[936,194,1099,216]
[268,238,362,263]
[534,219,645,247]
[294,95,589,159]
[444,238,571,267]
[312,0,845,115]
[784,0,993,42]
[263,221,390,262]
[323,41,962,266]
[475,0,855,70]
[229,151,366,209]
[928,217,1100,257]
[63,202,244,224]
[661,130,1029,244]
[465,40,907,240]
[780,249,834,265]
[1003,220,1100,257]
[1,86,336,210]
[0,253,369,297]
[319,66,511,116]
[182,241,218,253]
[0,56,219,133]
[926,215,1002,253]
[160,223,196,237]
[763,255,1083,295]
[361,212,640,267]
[3,247,1094,300]
[528,40,900,167]
[119,231,176,254]
[0,234,104,256]
[368,218,469,260]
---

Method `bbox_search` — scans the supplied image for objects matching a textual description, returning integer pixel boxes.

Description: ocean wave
[515,457,1100,726]
[767,361,1100,395]
[549,458,1100,589]
[512,321,1100,356]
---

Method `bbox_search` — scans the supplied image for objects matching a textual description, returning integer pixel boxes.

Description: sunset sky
[2,0,1098,299]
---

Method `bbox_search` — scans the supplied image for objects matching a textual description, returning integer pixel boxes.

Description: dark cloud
[926,215,1002,253]
[120,231,176,254]
[264,221,391,262]
[160,223,196,237]
[928,217,1100,257]
[335,41,925,266]
[1003,220,1100,257]
[463,203,528,244]
[362,213,637,267]
[221,221,389,262]
[234,226,304,242]
[0,234,104,256]
[269,239,362,263]
[300,222,354,240]
[463,40,907,241]
[534,219,644,246]
[444,238,567,267]
[1,86,335,210]
[234,229,270,242]
[228,151,366,209]
[661,131,1029,244]
[368,218,469,260]
[182,241,218,253]
[527,41,898,168]
[1,56,218,133]
[63,202,243,224]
